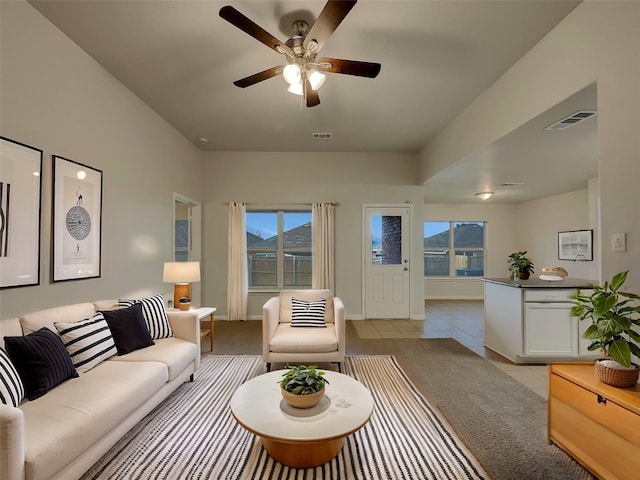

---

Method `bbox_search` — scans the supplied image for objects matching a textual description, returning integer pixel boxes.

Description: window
[424,221,485,277]
[246,210,312,289]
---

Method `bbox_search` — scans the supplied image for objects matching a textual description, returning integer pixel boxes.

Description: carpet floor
[210,320,594,480]
[82,355,490,480]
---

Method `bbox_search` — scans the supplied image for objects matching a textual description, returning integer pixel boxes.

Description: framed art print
[53,155,102,282]
[0,136,43,289]
[558,229,593,261]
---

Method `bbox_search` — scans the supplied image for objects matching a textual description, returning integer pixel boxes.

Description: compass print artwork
[66,190,92,253]
[53,155,102,282]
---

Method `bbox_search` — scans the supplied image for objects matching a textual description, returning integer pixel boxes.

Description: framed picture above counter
[558,229,593,261]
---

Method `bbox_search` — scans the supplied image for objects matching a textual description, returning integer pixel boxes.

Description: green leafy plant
[507,251,535,275]
[572,270,640,367]
[278,364,329,395]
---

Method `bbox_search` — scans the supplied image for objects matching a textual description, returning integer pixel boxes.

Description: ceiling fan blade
[317,57,381,78]
[305,78,320,107]
[303,0,357,54]
[219,6,292,56]
[233,66,284,88]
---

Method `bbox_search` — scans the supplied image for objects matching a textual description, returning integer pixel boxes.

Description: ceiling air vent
[544,111,597,131]
[312,133,332,139]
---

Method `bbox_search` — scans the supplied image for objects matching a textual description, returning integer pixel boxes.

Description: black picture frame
[0,136,43,289]
[52,155,102,282]
[558,229,593,261]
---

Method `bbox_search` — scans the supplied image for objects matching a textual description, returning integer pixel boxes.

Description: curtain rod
[224,202,338,206]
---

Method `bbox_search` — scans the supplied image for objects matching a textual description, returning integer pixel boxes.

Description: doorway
[173,193,202,306]
[363,205,411,319]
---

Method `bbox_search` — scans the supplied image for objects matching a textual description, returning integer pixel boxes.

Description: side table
[168,306,216,352]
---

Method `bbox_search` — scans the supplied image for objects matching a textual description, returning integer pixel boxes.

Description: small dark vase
[518,271,530,280]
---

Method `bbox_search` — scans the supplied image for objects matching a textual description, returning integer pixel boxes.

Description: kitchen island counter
[483,277,594,289]
[483,277,597,363]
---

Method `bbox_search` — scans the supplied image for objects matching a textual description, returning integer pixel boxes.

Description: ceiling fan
[219,0,381,107]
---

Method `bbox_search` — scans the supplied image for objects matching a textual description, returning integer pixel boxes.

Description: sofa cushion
[269,323,338,353]
[279,289,334,324]
[101,303,155,355]
[54,313,117,374]
[20,360,168,480]
[0,347,24,407]
[4,328,78,401]
[119,294,173,339]
[20,303,96,336]
[109,337,198,381]
[291,297,327,327]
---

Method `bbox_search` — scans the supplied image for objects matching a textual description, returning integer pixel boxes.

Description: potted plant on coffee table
[279,364,329,409]
[507,251,535,280]
[572,270,640,387]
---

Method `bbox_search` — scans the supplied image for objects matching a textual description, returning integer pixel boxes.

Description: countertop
[483,277,594,288]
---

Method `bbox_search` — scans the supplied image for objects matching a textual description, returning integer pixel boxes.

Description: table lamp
[163,261,200,310]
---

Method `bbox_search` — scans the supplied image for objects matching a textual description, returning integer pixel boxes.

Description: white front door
[364,206,411,319]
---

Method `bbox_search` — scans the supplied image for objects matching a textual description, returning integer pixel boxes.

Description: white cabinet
[523,302,578,356]
[484,280,597,363]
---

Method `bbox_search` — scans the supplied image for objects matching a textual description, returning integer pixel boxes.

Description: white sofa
[262,289,345,371]
[0,300,200,480]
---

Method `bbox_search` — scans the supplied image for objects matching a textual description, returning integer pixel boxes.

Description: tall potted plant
[572,270,640,387]
[507,251,535,280]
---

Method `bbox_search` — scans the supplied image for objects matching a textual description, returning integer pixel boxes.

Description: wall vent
[312,133,332,139]
[544,111,597,131]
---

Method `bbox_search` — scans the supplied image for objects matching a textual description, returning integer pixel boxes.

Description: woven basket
[594,360,640,388]
[281,387,325,409]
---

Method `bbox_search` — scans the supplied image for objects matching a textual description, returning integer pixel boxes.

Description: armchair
[262,289,345,371]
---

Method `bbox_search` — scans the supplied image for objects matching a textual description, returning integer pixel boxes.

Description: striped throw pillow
[119,294,173,339]
[0,347,24,407]
[291,297,327,327]
[55,313,117,374]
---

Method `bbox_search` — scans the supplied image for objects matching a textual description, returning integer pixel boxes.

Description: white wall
[201,151,426,320]
[0,1,204,320]
[418,1,640,290]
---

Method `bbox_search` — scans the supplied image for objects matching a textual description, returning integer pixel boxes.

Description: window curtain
[227,202,247,320]
[312,203,335,292]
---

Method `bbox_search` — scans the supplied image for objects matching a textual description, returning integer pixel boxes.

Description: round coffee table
[230,369,373,468]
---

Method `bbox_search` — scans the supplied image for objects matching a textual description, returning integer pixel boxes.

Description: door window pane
[372,215,402,265]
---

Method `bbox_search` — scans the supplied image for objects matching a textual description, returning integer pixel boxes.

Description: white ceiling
[29,0,596,204]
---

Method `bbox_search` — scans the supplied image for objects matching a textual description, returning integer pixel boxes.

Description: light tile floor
[353,300,549,398]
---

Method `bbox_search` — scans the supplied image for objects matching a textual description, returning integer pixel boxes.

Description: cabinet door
[524,303,578,356]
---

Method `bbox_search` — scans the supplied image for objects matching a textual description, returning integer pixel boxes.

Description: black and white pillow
[0,347,24,407]
[119,294,173,339]
[291,297,327,327]
[4,328,79,401]
[55,313,117,374]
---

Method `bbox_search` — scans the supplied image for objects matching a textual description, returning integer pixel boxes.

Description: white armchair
[262,289,345,371]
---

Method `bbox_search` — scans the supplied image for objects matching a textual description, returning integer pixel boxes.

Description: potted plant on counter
[279,364,329,409]
[507,251,535,280]
[572,270,640,387]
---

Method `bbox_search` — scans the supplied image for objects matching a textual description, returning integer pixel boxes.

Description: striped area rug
[82,355,490,480]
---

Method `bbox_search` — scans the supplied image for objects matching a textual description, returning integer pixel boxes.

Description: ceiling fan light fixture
[287,82,304,96]
[282,64,301,84]
[308,69,326,91]
[475,191,494,200]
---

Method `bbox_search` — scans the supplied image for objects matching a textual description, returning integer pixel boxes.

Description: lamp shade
[163,261,200,284]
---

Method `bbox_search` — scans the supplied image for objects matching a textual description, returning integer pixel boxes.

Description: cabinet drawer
[549,397,640,480]
[550,373,640,445]
[524,289,575,302]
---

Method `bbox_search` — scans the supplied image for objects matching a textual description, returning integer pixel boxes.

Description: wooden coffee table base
[261,437,345,468]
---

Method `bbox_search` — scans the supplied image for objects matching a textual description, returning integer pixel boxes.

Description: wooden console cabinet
[548,363,640,480]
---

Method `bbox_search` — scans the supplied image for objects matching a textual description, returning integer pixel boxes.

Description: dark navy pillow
[101,303,154,355]
[4,328,78,401]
